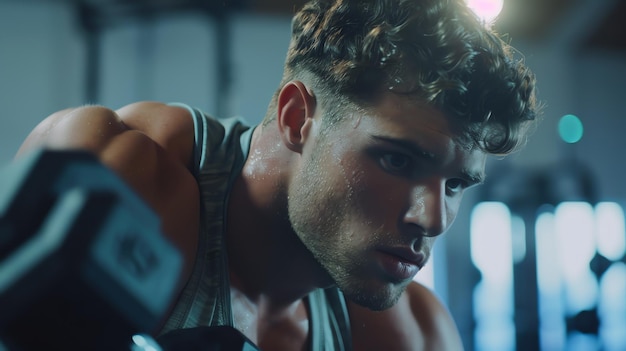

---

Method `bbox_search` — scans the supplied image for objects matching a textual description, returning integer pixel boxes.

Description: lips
[376,248,426,282]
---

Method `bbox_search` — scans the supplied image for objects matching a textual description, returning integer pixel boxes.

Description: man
[16,0,538,349]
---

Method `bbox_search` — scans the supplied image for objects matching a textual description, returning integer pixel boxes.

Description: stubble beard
[287,148,405,311]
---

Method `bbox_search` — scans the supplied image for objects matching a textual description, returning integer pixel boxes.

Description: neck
[225,125,333,310]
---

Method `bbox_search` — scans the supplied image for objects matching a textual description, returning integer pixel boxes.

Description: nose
[403,181,449,237]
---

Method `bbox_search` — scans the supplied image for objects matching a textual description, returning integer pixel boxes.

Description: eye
[446,178,468,194]
[380,153,411,173]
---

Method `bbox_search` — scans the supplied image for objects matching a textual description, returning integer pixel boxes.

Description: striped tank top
[160,103,352,351]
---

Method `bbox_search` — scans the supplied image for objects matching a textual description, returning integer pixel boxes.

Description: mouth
[375,247,426,282]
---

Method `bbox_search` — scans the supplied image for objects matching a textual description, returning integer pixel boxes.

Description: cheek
[340,157,404,225]
[444,195,463,228]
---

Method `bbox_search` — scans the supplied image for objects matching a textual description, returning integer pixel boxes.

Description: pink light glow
[465,0,504,23]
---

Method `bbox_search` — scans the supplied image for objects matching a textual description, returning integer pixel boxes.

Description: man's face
[287,91,487,310]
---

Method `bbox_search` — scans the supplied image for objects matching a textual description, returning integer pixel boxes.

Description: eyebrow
[462,169,486,186]
[371,135,436,160]
[371,135,486,185]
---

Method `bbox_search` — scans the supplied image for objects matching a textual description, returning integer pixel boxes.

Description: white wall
[574,53,626,201]
[0,3,83,162]
[0,3,292,163]
[502,43,626,201]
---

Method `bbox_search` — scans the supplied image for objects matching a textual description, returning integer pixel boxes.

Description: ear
[276,81,317,153]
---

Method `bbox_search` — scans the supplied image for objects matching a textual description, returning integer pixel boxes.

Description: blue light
[558,114,584,144]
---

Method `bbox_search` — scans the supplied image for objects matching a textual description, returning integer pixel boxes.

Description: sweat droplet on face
[352,114,363,129]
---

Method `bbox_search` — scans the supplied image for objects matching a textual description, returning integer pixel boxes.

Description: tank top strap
[160,103,252,333]
[307,288,353,351]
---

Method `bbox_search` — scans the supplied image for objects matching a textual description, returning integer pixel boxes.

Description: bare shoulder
[404,282,464,350]
[17,101,195,165]
[348,281,464,351]
[16,101,200,281]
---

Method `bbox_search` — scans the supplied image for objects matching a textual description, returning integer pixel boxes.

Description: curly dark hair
[264,0,539,155]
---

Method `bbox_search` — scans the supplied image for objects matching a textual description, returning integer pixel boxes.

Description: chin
[342,283,404,311]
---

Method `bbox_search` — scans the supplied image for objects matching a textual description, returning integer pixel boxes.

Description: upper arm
[348,281,464,351]
[16,101,200,282]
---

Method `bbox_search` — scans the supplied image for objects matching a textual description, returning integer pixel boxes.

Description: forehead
[333,91,487,173]
[352,92,474,147]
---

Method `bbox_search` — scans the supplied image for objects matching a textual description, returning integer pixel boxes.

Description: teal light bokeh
[558,114,584,144]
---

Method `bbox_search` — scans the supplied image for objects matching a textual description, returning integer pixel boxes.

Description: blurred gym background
[0,0,625,350]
